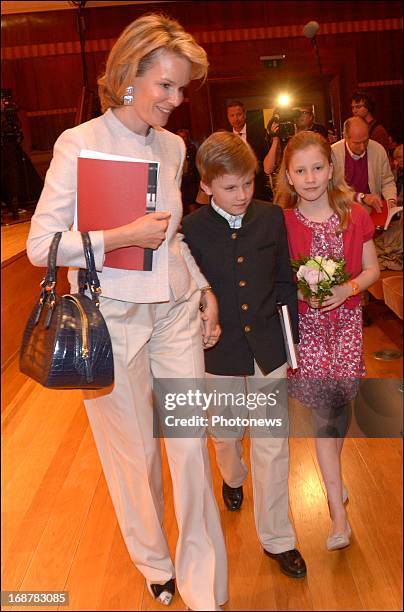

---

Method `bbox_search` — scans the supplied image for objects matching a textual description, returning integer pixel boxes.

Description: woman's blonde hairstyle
[98,13,208,112]
[275,131,354,231]
[196,131,259,185]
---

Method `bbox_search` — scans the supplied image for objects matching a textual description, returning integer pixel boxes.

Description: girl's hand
[298,289,322,309]
[320,283,352,312]
[306,296,323,309]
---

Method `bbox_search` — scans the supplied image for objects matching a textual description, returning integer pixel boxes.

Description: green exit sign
[260,55,286,68]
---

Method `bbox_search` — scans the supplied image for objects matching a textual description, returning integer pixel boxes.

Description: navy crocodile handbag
[19,232,114,389]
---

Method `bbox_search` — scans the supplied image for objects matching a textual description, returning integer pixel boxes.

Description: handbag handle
[40,231,102,306]
[79,232,102,306]
[37,232,62,315]
[41,232,62,290]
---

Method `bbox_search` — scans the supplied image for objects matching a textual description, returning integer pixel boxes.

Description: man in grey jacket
[331,116,397,212]
[332,116,398,326]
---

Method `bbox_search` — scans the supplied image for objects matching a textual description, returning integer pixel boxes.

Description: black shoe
[222,480,243,511]
[147,578,175,605]
[264,548,307,578]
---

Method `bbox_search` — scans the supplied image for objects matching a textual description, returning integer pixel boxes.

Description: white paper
[278,304,298,370]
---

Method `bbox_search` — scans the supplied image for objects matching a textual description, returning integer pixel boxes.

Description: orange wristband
[348,280,360,296]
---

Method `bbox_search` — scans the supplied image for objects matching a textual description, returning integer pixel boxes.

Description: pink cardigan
[283,203,375,313]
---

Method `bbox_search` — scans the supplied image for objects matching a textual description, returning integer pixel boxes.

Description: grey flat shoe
[326,521,352,551]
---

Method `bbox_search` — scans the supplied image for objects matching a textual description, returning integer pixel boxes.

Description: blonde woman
[27,14,227,611]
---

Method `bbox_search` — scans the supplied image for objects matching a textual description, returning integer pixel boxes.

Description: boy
[181,132,306,578]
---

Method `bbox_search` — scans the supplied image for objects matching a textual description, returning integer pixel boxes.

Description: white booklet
[277,304,298,370]
[383,205,403,230]
[369,200,403,231]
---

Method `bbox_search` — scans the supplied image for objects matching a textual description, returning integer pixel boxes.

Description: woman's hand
[104,211,171,253]
[200,290,221,348]
[319,283,352,312]
[129,211,171,249]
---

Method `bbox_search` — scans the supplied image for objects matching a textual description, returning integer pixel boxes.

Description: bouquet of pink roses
[290,255,351,305]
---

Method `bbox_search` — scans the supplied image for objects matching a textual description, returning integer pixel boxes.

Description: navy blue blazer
[182,201,298,376]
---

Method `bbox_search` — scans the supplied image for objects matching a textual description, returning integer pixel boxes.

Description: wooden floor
[1,221,31,264]
[2,307,402,611]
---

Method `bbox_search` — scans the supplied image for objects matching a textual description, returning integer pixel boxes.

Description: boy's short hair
[196,131,258,184]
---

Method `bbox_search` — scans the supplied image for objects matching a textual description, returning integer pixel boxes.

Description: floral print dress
[288,208,364,412]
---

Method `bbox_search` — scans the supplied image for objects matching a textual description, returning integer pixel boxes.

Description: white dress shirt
[233,124,247,142]
[211,198,245,229]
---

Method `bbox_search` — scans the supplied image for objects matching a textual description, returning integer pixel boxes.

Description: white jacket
[27,109,207,303]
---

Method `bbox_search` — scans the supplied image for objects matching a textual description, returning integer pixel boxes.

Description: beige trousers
[83,286,227,611]
[207,361,297,554]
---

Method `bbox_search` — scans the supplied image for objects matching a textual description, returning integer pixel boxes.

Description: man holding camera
[294,104,328,139]
[262,114,288,196]
[263,105,327,195]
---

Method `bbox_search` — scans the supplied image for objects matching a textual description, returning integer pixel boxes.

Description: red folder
[77,156,155,270]
[369,199,389,230]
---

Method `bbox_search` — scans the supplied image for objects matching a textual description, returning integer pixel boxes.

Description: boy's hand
[199,290,221,348]
[201,320,221,349]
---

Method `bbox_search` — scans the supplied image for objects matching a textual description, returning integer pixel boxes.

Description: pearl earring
[123,86,134,105]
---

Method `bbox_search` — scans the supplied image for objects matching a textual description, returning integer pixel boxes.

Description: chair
[382,276,403,320]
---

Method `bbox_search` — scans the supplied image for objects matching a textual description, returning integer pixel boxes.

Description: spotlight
[277,94,291,107]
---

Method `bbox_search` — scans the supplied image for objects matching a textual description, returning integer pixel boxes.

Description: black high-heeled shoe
[146,578,175,606]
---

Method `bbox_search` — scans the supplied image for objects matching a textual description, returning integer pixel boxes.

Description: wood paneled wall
[1,0,402,149]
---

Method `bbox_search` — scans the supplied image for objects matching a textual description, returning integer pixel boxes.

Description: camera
[1,89,23,145]
[267,107,300,142]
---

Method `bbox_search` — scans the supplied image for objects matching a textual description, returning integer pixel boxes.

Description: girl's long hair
[274,131,354,232]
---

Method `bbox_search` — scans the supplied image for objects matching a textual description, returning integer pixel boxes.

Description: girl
[275,131,380,550]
